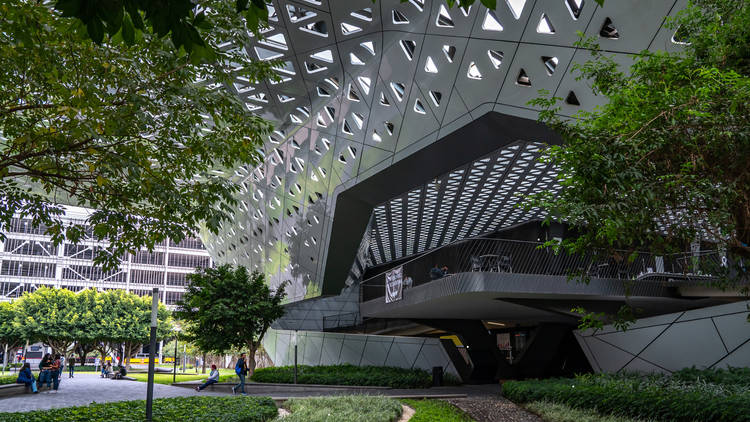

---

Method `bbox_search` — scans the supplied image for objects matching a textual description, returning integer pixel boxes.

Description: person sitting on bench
[113,366,127,379]
[195,365,220,391]
[16,363,38,393]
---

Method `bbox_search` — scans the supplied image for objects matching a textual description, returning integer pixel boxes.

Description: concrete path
[0,373,224,413]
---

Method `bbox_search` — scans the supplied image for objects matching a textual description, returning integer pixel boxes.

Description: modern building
[0,206,211,305]
[199,0,750,382]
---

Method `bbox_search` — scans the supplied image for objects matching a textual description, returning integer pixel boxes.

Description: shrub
[251,364,432,388]
[402,399,474,422]
[0,396,278,422]
[0,376,16,385]
[525,400,653,422]
[502,374,750,422]
[282,396,402,422]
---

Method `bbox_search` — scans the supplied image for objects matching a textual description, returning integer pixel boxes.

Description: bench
[0,383,29,398]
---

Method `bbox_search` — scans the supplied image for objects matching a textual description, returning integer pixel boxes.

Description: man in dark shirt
[430,264,444,280]
[232,353,248,395]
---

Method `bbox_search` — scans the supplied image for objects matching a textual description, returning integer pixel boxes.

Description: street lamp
[172,325,181,384]
[292,330,298,384]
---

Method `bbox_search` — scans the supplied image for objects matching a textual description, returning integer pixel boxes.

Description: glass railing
[360,237,730,302]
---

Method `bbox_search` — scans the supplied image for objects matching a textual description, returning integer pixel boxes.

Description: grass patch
[0,396,278,422]
[280,396,402,422]
[502,369,750,422]
[252,364,432,388]
[525,401,653,422]
[401,399,474,422]
[127,371,236,385]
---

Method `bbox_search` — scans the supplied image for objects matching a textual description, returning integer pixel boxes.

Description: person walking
[16,363,38,393]
[94,356,100,373]
[58,355,65,383]
[68,355,76,378]
[195,364,220,391]
[232,353,248,395]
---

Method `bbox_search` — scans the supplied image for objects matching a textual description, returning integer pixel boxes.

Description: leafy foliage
[0,302,23,351]
[8,287,171,358]
[53,0,270,58]
[401,399,475,422]
[526,0,750,266]
[251,364,433,389]
[502,370,750,422]
[176,265,286,376]
[0,1,276,270]
[282,396,402,422]
[0,375,17,386]
[0,396,278,422]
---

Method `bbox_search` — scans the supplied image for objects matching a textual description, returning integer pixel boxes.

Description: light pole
[145,287,159,422]
[292,330,298,384]
[172,325,181,384]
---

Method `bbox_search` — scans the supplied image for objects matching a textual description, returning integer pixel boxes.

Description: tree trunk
[202,352,206,374]
[246,341,258,378]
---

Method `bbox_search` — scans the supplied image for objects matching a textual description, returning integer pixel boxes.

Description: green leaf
[86,18,105,43]
[121,13,135,45]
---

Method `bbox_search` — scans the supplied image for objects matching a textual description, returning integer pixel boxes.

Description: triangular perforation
[565,91,580,105]
[436,5,455,27]
[392,9,409,24]
[537,13,555,34]
[600,17,619,39]
[516,69,531,86]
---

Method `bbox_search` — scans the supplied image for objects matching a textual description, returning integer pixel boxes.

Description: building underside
[205,0,750,381]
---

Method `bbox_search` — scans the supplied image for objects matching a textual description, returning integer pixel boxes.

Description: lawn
[401,399,474,422]
[128,369,236,385]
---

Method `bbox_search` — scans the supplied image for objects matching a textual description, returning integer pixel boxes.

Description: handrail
[360,237,725,302]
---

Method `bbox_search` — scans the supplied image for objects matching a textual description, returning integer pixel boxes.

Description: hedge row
[251,364,432,388]
[502,377,750,422]
[0,376,16,385]
[0,396,278,422]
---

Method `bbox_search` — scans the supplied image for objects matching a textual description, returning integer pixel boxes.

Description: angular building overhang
[205,0,686,303]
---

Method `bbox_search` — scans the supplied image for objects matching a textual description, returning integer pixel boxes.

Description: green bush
[251,364,432,388]
[671,367,750,388]
[502,373,750,422]
[282,396,402,422]
[0,375,17,385]
[402,399,474,422]
[525,400,653,422]
[0,396,278,422]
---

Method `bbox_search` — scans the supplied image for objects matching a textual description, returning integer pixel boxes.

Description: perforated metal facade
[206,0,687,302]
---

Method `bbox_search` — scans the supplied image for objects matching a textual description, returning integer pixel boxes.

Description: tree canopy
[6,287,171,361]
[1,1,276,270]
[176,265,286,375]
[528,0,750,268]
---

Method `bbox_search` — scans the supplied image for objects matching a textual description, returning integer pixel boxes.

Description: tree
[0,301,24,366]
[1,1,276,270]
[176,265,286,376]
[98,289,172,369]
[13,287,78,353]
[526,0,750,325]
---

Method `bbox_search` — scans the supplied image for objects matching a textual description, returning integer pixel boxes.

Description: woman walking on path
[195,364,220,391]
[16,363,38,393]
[232,353,248,395]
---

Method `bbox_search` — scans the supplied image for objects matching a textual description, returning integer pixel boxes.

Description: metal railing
[360,237,727,302]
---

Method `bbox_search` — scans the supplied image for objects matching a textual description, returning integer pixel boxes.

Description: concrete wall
[575,301,750,373]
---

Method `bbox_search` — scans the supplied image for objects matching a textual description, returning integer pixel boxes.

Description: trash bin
[432,366,443,387]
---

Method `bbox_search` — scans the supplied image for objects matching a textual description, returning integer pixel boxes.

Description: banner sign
[497,333,512,351]
[385,266,404,303]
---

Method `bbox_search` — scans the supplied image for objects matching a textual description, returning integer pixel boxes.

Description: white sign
[497,333,511,351]
[385,266,403,303]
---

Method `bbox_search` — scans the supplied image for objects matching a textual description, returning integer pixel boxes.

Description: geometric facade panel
[575,301,750,373]
[205,0,686,304]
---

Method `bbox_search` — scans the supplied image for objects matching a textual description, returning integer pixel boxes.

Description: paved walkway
[0,373,224,413]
